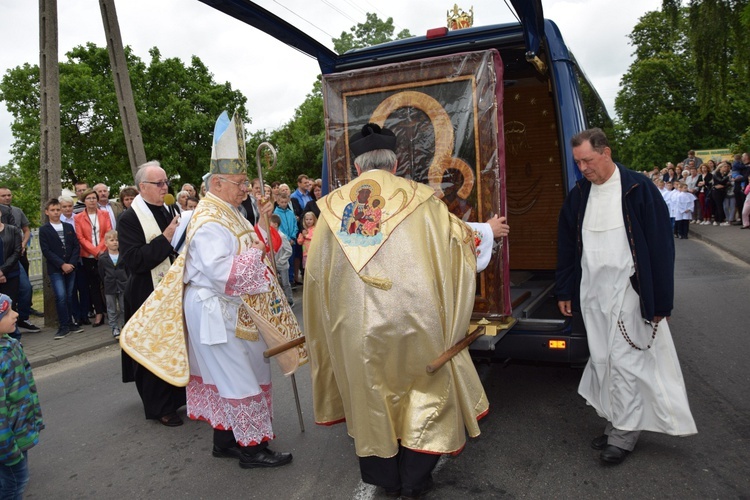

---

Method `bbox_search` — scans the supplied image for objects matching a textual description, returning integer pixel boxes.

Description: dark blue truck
[199,0,613,364]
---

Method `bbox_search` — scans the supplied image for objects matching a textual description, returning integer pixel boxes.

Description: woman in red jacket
[74,189,111,327]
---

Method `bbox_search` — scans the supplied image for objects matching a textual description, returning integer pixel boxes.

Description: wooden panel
[502,77,565,270]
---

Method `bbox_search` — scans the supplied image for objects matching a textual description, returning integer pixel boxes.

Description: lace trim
[186,376,274,446]
[225,248,269,296]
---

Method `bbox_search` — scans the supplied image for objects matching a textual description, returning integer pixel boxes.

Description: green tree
[333,12,412,53]
[616,2,750,167]
[0,43,247,222]
[262,14,412,185]
[688,0,732,117]
[614,9,695,167]
[264,80,325,185]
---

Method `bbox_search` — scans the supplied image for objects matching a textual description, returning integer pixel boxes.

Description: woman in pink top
[297,211,317,269]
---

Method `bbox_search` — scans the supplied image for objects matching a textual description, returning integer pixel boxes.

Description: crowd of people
[33,181,197,341]
[237,173,322,294]
[646,150,750,230]
[0,164,324,349]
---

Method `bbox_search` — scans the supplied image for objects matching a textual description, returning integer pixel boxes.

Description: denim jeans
[105,293,124,330]
[17,265,31,322]
[49,271,76,329]
[0,451,29,500]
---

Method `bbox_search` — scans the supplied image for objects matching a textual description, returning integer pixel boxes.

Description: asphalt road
[25,237,750,499]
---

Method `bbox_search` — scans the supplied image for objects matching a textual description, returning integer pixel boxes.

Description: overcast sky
[0,0,662,167]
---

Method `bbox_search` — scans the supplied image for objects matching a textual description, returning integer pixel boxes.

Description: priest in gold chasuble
[304,124,490,496]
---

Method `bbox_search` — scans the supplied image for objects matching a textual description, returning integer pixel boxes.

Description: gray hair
[204,174,214,193]
[354,149,398,172]
[59,195,74,204]
[176,190,189,200]
[570,128,610,153]
[134,160,162,186]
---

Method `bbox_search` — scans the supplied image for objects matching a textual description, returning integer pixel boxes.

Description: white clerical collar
[583,165,623,231]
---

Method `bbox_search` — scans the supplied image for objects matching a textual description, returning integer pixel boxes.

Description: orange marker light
[549,340,566,349]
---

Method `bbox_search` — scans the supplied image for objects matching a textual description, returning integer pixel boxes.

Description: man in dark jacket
[0,207,22,341]
[556,128,696,466]
[39,199,83,339]
[118,161,186,427]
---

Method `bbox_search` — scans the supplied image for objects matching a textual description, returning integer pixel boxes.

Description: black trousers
[711,190,727,223]
[133,362,186,420]
[359,445,440,491]
[676,219,689,238]
[213,429,267,453]
[81,257,105,314]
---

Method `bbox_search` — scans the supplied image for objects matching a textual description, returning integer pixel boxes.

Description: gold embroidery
[359,275,393,290]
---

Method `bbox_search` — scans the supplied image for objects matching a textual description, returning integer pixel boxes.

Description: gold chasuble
[304,169,488,458]
[121,193,306,387]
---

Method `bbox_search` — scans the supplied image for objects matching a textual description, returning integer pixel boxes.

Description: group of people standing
[117,118,509,498]
[649,151,750,228]
[118,112,306,469]
[38,180,199,341]
[1,118,700,498]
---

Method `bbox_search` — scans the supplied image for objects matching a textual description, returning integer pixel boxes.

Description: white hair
[134,160,162,186]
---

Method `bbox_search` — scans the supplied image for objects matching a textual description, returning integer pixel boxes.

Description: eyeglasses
[142,180,170,188]
[217,176,250,188]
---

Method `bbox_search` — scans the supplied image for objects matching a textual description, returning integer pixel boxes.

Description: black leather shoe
[239,448,293,469]
[591,434,608,450]
[80,318,92,326]
[600,445,630,464]
[401,478,434,499]
[212,444,243,459]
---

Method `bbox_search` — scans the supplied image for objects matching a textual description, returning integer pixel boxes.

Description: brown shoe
[158,413,183,427]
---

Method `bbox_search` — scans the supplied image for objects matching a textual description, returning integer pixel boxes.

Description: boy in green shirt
[0,293,43,498]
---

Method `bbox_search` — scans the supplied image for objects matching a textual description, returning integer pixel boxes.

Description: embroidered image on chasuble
[305,169,489,458]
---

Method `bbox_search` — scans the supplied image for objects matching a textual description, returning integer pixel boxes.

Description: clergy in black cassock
[119,161,186,427]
